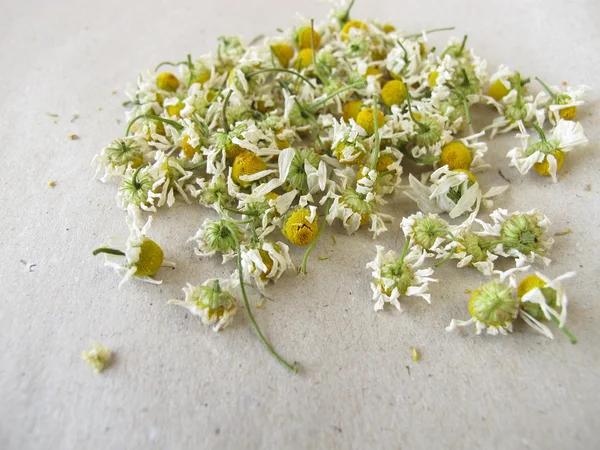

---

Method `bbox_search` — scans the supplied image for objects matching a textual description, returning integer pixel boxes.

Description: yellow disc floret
[488,79,510,101]
[534,150,565,177]
[191,71,211,86]
[341,20,367,40]
[428,71,439,88]
[559,106,577,121]
[135,238,164,277]
[381,80,407,107]
[283,208,319,246]
[440,141,473,170]
[356,107,385,135]
[295,48,314,70]
[181,135,198,159]
[296,27,320,50]
[376,154,395,172]
[156,72,180,92]
[166,103,185,117]
[342,100,363,122]
[272,43,295,68]
[231,151,268,187]
[517,274,546,299]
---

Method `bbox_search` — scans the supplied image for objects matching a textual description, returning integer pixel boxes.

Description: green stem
[530,123,547,142]
[404,89,428,131]
[93,247,126,257]
[248,34,265,46]
[458,34,468,56]
[125,114,183,136]
[397,40,410,66]
[535,77,557,100]
[399,236,412,262]
[405,26,455,38]
[308,80,367,112]
[221,89,233,133]
[246,68,316,89]
[339,0,356,24]
[370,95,381,170]
[300,200,332,275]
[155,60,187,72]
[462,97,472,125]
[131,163,147,190]
[550,315,577,344]
[230,230,298,373]
[186,54,193,88]
[221,205,260,217]
[400,149,439,165]
[431,229,457,267]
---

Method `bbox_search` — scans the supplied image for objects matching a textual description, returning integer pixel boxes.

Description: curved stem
[246,68,316,89]
[154,60,187,72]
[404,88,428,131]
[93,247,126,257]
[308,80,367,112]
[535,77,556,100]
[370,95,381,170]
[339,0,356,24]
[300,200,332,275]
[399,236,412,262]
[400,149,439,165]
[229,230,298,373]
[405,26,455,38]
[530,123,547,142]
[131,163,147,190]
[397,40,410,66]
[126,114,183,136]
[221,89,233,133]
[550,315,577,344]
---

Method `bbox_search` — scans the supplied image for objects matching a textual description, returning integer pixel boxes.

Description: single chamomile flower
[401,212,451,254]
[147,151,194,208]
[446,280,519,336]
[476,208,554,266]
[93,206,175,287]
[93,136,148,182]
[517,271,577,343]
[236,241,295,291]
[535,78,589,124]
[506,120,588,183]
[169,279,238,331]
[366,240,437,311]
[116,165,158,212]
[190,218,246,258]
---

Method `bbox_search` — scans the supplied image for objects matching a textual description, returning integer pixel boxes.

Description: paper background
[1,0,599,448]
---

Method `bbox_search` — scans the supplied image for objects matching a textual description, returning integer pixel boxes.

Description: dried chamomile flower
[446,280,519,335]
[535,78,589,124]
[93,137,148,181]
[487,65,520,101]
[401,212,451,254]
[282,207,319,246]
[476,208,553,266]
[507,120,588,183]
[93,206,174,287]
[169,279,237,331]
[116,165,157,212]
[367,240,437,311]
[81,342,112,373]
[517,272,577,343]
[190,218,245,258]
[437,131,488,171]
[236,241,295,291]
[147,151,194,208]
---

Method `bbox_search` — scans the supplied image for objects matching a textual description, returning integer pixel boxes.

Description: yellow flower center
[341,20,367,40]
[191,71,211,86]
[283,208,319,246]
[517,275,546,298]
[428,71,439,88]
[381,80,407,107]
[356,107,385,135]
[488,79,510,101]
[365,66,382,78]
[559,106,577,120]
[156,72,180,92]
[258,249,274,280]
[376,154,395,172]
[297,27,320,49]
[182,135,198,159]
[295,48,314,70]
[231,151,268,187]
[135,238,164,277]
[166,102,185,118]
[271,43,295,68]
[534,150,565,177]
[342,100,363,122]
[440,141,473,170]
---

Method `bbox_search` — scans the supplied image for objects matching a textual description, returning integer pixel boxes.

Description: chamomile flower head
[517,271,576,342]
[237,241,295,291]
[231,151,269,187]
[356,107,385,135]
[278,147,326,196]
[93,137,148,181]
[366,243,437,311]
[169,279,237,331]
[282,207,319,246]
[507,119,588,182]
[147,151,193,208]
[116,165,157,212]
[487,65,519,101]
[331,117,368,165]
[401,212,450,253]
[191,218,245,257]
[477,208,553,266]
[535,78,589,124]
[192,175,232,210]
[156,72,180,92]
[447,280,519,336]
[93,206,173,287]
[437,131,489,171]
